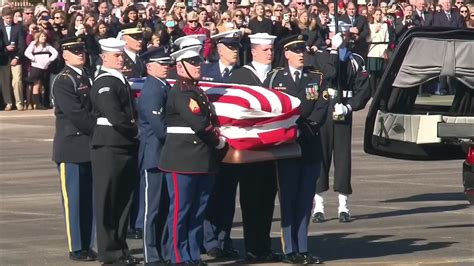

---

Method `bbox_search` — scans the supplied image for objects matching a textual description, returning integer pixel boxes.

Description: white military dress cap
[171,45,203,61]
[211,29,241,41]
[174,34,206,49]
[99,38,126,52]
[248,33,277,45]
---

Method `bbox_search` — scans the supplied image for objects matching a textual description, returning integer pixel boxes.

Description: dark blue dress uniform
[89,39,139,264]
[158,73,228,264]
[122,50,145,79]
[137,47,174,264]
[265,34,328,264]
[51,38,97,261]
[316,50,371,197]
[226,63,279,259]
[200,30,242,257]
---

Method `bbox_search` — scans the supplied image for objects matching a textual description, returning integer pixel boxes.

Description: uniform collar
[288,65,302,82]
[100,66,127,84]
[67,64,83,76]
[251,61,271,83]
[124,48,137,63]
[218,60,234,75]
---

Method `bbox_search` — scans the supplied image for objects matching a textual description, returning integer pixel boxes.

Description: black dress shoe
[189,260,207,265]
[338,212,351,223]
[282,253,303,264]
[300,253,323,264]
[221,246,240,259]
[258,251,282,262]
[87,249,98,260]
[311,212,325,223]
[206,247,223,258]
[70,250,95,261]
[144,261,168,266]
[102,255,140,265]
[127,228,143,239]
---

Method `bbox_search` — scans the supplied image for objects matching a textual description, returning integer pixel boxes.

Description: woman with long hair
[216,11,233,33]
[459,4,470,27]
[67,12,85,37]
[248,3,273,34]
[24,30,58,110]
[367,8,389,97]
[467,4,474,29]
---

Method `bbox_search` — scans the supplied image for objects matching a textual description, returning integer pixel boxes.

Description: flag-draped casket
[129,78,302,163]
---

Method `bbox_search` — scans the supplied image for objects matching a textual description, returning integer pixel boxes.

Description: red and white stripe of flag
[130,78,301,150]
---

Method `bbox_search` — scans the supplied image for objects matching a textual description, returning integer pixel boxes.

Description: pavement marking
[0,217,60,225]
[356,179,461,188]
[0,210,62,217]
[0,112,54,119]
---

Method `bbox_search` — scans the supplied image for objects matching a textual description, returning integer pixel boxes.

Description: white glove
[334,103,349,116]
[216,136,227,149]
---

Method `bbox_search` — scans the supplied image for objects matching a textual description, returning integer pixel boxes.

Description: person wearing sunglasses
[23,6,35,24]
[138,46,175,266]
[159,36,228,265]
[227,0,238,11]
[183,11,212,60]
[413,0,433,27]
[459,4,470,26]
[51,36,97,262]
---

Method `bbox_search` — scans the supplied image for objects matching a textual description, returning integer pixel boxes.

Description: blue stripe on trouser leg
[187,174,214,261]
[58,162,94,252]
[143,168,169,263]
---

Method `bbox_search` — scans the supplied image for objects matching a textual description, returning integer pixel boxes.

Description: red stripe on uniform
[172,172,182,263]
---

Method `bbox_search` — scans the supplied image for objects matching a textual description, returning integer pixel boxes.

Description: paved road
[0,109,473,265]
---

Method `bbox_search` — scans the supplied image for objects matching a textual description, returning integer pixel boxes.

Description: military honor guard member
[120,26,146,240]
[226,33,282,262]
[158,36,228,265]
[52,36,97,262]
[138,47,174,265]
[120,27,145,79]
[264,34,328,265]
[201,30,241,83]
[201,29,242,259]
[90,38,140,265]
[312,31,371,223]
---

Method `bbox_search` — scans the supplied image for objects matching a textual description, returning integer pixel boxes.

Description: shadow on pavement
[353,204,469,220]
[425,224,474,229]
[382,192,467,203]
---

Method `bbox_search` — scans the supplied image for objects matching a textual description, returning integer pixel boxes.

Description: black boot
[33,94,47,110]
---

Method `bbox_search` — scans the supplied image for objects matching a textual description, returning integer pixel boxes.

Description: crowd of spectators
[0,0,472,111]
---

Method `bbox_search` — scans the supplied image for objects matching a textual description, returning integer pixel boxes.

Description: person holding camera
[395,4,415,42]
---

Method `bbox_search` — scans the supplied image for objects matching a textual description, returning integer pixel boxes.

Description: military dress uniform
[264,34,328,264]
[224,33,280,260]
[313,48,371,222]
[158,44,228,264]
[120,27,145,79]
[137,47,174,265]
[90,38,139,264]
[51,38,97,262]
[200,30,242,258]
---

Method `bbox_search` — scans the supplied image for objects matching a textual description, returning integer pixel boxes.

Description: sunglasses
[460,10,468,13]
[222,17,229,20]
[188,20,198,23]
[367,3,373,6]
[25,12,33,15]
[214,2,222,4]
[275,9,283,12]
[183,56,203,66]
[54,16,62,19]
[265,9,272,12]
[235,14,242,17]
[178,6,186,9]
[456,2,463,4]
[296,2,305,5]
[228,1,236,4]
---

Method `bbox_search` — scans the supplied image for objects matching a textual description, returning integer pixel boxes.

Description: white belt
[167,127,195,134]
[327,88,353,98]
[97,117,112,126]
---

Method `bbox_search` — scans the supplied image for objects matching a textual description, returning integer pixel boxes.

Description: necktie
[136,55,143,74]
[294,71,300,86]
[446,12,451,21]
[222,68,230,79]
[350,17,354,26]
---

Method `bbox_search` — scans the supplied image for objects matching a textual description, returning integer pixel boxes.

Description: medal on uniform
[313,83,319,100]
[305,86,312,100]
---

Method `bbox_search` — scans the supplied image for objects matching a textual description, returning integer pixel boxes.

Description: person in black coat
[138,47,174,265]
[312,31,371,224]
[340,2,369,58]
[201,30,242,259]
[158,39,228,265]
[89,38,140,265]
[120,27,145,79]
[248,3,273,34]
[413,0,434,27]
[264,34,327,265]
[432,0,466,28]
[226,33,283,263]
[51,37,97,263]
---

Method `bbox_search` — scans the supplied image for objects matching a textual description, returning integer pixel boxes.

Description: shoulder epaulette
[58,69,72,79]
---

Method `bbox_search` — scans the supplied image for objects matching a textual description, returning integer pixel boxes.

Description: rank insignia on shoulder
[98,87,110,94]
[189,98,201,114]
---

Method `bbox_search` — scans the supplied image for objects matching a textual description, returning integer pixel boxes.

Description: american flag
[129,78,301,150]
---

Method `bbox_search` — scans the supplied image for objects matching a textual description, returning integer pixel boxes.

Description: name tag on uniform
[202,77,214,81]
